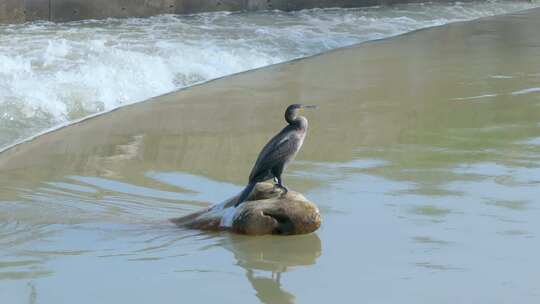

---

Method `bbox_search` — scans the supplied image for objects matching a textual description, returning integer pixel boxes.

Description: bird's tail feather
[234,182,256,207]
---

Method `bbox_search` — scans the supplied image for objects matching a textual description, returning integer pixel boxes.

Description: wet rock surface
[170,182,321,235]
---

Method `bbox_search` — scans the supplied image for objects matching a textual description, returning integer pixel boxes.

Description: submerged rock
[170,183,321,235]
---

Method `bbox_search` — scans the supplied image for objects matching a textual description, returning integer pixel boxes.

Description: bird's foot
[272,180,289,197]
[277,185,289,197]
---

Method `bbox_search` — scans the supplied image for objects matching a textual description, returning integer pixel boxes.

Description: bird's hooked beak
[302,105,319,110]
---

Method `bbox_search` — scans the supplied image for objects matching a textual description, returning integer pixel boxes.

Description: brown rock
[170,182,321,235]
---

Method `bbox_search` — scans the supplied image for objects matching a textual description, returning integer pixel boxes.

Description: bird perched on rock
[235,104,317,207]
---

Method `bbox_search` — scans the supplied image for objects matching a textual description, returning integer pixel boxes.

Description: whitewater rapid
[0,1,538,149]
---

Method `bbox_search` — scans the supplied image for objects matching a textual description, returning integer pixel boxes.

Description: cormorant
[235,104,317,207]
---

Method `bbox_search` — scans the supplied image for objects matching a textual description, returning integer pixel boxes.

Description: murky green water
[1,8,540,303]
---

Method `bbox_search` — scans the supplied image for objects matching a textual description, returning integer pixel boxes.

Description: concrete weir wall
[1,0,417,23]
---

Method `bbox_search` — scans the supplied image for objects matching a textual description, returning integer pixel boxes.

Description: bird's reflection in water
[224,233,321,304]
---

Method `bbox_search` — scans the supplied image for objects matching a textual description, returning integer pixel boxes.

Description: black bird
[235,104,317,207]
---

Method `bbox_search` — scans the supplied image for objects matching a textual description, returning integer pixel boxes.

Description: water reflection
[28,282,37,304]
[224,234,321,304]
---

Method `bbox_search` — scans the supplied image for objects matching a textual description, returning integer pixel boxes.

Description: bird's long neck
[286,114,308,131]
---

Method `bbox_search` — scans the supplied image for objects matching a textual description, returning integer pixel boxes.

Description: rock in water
[170,183,321,235]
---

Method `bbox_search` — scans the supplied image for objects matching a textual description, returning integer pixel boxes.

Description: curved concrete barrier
[1,0,425,23]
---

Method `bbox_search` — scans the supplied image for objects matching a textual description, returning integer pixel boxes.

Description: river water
[1,2,540,304]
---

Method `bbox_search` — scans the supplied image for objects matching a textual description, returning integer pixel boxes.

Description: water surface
[1,6,540,304]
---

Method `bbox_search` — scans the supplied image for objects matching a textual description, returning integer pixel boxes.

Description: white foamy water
[0,1,538,149]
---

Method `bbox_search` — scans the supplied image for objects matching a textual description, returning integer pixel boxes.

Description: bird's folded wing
[250,135,294,179]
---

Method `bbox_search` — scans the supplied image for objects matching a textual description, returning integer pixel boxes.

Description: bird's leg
[276,175,288,196]
[272,177,280,193]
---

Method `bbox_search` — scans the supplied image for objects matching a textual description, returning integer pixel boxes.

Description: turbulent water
[0,1,538,149]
